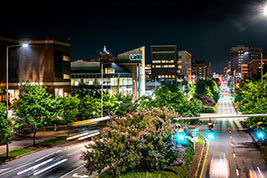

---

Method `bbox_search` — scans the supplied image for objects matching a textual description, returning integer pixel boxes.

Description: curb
[197,133,209,178]
[193,134,205,178]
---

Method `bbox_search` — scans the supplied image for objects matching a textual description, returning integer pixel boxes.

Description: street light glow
[22,43,29,47]
[264,4,267,15]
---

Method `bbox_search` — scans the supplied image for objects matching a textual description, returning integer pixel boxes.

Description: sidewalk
[0,130,68,155]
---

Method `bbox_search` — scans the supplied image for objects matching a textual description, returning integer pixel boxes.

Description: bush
[194,94,215,106]
[82,108,193,176]
[201,107,215,113]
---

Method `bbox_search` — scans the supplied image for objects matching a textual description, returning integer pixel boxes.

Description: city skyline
[1,0,267,73]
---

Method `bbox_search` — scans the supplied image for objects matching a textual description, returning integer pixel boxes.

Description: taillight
[209,159,213,175]
[249,169,253,178]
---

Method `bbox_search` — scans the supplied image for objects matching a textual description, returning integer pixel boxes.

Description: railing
[175,114,267,120]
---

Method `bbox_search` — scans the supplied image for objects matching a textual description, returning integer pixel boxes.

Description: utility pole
[261,52,263,84]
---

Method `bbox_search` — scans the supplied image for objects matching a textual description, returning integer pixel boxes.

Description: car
[209,153,230,178]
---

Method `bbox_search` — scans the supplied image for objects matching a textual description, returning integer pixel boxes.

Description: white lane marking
[0,168,10,174]
[233,153,236,158]
[257,167,264,178]
[33,158,68,176]
[230,136,232,139]
[72,173,90,177]
[67,133,90,140]
[228,127,230,129]
[229,131,231,134]
[231,143,234,147]
[17,158,54,175]
[59,165,83,178]
[35,150,62,162]
[78,132,99,140]
[236,169,239,176]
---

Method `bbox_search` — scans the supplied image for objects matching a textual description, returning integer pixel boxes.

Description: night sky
[1,0,267,73]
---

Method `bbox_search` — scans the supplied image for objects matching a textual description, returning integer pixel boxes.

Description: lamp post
[6,43,28,157]
[101,61,103,118]
[261,52,263,84]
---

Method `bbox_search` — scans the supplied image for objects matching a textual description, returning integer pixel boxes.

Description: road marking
[231,143,234,147]
[229,131,231,134]
[33,158,68,176]
[228,127,230,129]
[73,173,90,177]
[233,153,236,158]
[59,165,83,178]
[257,167,264,178]
[200,135,209,178]
[17,158,54,175]
[236,169,239,176]
[0,168,10,174]
[230,136,232,139]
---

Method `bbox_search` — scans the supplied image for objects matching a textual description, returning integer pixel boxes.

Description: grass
[100,170,178,178]
[0,148,33,157]
[37,138,66,146]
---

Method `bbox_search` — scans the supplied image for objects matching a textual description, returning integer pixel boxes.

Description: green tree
[0,90,12,157]
[207,79,220,102]
[13,83,60,146]
[113,94,137,117]
[80,95,101,119]
[59,95,80,124]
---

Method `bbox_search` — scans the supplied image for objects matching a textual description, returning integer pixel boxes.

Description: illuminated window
[152,60,161,63]
[165,75,168,78]
[172,75,175,78]
[152,65,155,68]
[63,74,71,79]
[177,70,181,73]
[169,65,175,68]
[177,60,182,64]
[162,60,166,63]
[155,65,161,68]
[169,60,174,63]
[63,56,70,61]
[55,88,63,97]
[64,92,69,97]
[178,65,182,69]
[105,68,115,73]
[169,75,172,78]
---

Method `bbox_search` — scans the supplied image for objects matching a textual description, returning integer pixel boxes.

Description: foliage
[137,95,157,111]
[154,83,202,117]
[112,94,137,117]
[194,94,215,106]
[206,79,220,102]
[103,94,117,116]
[0,90,12,145]
[234,74,267,130]
[82,108,193,176]
[71,83,101,98]
[79,95,101,119]
[13,82,61,145]
[0,148,33,157]
[59,95,80,124]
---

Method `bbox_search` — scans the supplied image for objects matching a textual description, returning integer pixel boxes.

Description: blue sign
[129,54,142,61]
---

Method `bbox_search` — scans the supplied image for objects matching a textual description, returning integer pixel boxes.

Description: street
[200,93,267,178]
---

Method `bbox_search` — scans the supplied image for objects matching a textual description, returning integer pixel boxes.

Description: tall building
[178,50,192,84]
[230,45,262,77]
[145,64,152,80]
[0,36,71,103]
[192,60,212,81]
[71,46,145,98]
[151,45,178,81]
[241,64,249,80]
[248,58,267,79]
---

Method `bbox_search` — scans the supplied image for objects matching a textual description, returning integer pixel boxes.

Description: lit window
[55,88,63,97]
[169,60,174,63]
[169,75,172,78]
[155,65,161,68]
[152,60,161,63]
[177,70,181,73]
[169,65,175,68]
[178,65,182,69]
[63,56,70,61]
[172,75,175,78]
[105,68,115,74]
[63,74,71,79]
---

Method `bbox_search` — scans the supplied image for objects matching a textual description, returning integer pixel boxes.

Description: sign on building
[129,54,142,61]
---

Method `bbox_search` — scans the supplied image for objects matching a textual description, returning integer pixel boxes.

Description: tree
[71,84,101,98]
[13,83,60,146]
[0,90,12,157]
[59,95,80,124]
[79,95,101,119]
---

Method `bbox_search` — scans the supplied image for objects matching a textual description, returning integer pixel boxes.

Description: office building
[0,36,71,103]
[248,58,267,79]
[145,64,152,80]
[178,50,192,84]
[151,45,178,81]
[241,64,249,80]
[192,60,212,81]
[230,45,262,76]
[71,46,145,98]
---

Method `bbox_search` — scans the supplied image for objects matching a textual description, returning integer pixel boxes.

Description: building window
[64,92,69,97]
[155,65,161,68]
[105,68,115,73]
[169,65,175,68]
[63,74,71,79]
[55,88,63,97]
[63,56,70,61]
[177,60,182,64]
[177,70,181,73]
[152,60,161,63]
[178,65,182,69]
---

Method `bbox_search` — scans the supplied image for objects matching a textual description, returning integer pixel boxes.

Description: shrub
[194,94,215,106]
[82,108,192,176]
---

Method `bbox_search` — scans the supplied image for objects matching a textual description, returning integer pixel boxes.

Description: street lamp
[6,43,28,157]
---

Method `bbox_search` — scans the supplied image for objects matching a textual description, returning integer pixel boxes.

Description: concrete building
[145,64,152,80]
[151,45,178,81]
[230,45,262,77]
[248,58,267,79]
[241,64,249,80]
[71,46,145,98]
[178,50,192,84]
[0,36,71,103]
[192,60,212,81]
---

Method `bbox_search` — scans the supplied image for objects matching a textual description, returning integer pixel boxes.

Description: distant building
[192,60,212,81]
[241,64,249,80]
[71,46,145,98]
[230,45,262,77]
[178,50,192,84]
[248,58,267,79]
[151,45,178,82]
[145,64,152,80]
[0,36,71,103]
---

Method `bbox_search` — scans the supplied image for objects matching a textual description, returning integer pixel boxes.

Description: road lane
[200,93,267,178]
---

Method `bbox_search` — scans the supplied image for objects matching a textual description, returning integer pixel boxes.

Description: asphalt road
[200,93,267,178]
[0,141,96,178]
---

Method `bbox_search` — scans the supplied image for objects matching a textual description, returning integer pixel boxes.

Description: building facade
[178,50,192,84]
[192,61,212,81]
[0,36,71,103]
[71,46,145,98]
[230,45,262,77]
[145,64,152,80]
[248,58,267,79]
[151,45,178,81]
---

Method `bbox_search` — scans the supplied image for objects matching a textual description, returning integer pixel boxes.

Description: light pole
[101,61,103,118]
[6,43,28,157]
[261,52,263,84]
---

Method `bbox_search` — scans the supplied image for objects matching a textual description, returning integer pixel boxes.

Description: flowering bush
[194,94,215,106]
[82,108,192,176]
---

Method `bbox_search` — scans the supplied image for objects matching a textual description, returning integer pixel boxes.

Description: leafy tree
[59,95,80,124]
[80,95,101,119]
[137,95,157,110]
[103,94,117,116]
[206,79,220,102]
[13,83,60,146]
[113,94,137,117]
[71,84,101,98]
[0,90,12,157]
